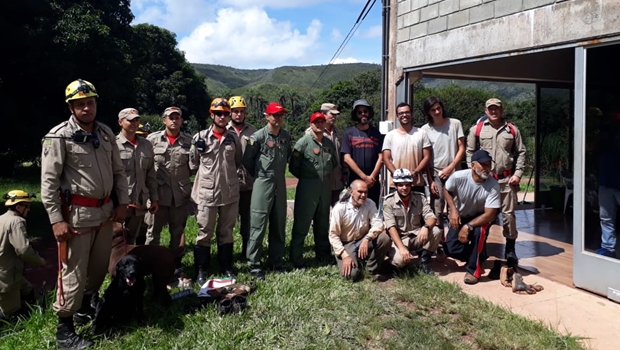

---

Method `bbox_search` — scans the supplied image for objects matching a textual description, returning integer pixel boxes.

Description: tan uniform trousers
[500,182,519,240]
[196,201,238,247]
[53,224,112,317]
[145,204,188,249]
[0,276,32,315]
[124,207,147,245]
[389,226,443,268]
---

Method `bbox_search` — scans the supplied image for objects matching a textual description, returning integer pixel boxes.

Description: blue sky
[130,0,382,69]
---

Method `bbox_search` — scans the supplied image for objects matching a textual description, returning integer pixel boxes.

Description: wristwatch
[423,224,430,229]
[466,223,474,231]
[364,235,373,241]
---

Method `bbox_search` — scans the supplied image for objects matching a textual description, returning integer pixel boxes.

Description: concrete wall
[395,0,620,69]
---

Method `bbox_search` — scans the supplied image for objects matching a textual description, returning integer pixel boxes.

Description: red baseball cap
[265,102,288,115]
[309,112,326,123]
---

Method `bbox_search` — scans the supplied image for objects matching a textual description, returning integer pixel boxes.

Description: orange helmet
[210,98,231,113]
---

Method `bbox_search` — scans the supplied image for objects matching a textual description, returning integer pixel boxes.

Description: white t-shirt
[422,118,465,174]
[382,127,431,186]
[444,169,501,218]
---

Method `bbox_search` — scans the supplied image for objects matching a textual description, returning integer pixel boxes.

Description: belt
[63,194,111,207]
[493,169,513,180]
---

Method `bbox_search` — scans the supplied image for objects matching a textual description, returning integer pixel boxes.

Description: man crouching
[443,150,501,285]
[384,168,443,275]
[328,180,391,282]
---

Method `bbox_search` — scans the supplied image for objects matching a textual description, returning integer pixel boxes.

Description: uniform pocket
[120,150,133,171]
[68,143,92,168]
[153,146,166,164]
[179,178,193,198]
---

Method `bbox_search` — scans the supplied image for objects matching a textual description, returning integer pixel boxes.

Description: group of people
[0,77,527,349]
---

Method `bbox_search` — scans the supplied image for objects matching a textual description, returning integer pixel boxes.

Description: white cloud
[219,0,332,9]
[132,0,214,34]
[358,24,382,38]
[178,7,322,68]
[331,28,343,41]
[332,57,360,64]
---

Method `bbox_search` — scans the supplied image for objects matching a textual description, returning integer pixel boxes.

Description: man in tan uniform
[227,96,257,258]
[191,98,242,285]
[41,79,128,349]
[383,169,442,275]
[305,103,345,205]
[0,190,45,322]
[466,98,526,267]
[145,106,193,275]
[116,108,159,244]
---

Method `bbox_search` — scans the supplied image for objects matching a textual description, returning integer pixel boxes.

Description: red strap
[475,121,484,137]
[70,194,111,207]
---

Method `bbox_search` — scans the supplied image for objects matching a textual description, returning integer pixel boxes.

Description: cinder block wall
[394,0,620,68]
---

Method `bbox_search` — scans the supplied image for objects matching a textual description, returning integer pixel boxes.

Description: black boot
[73,294,96,326]
[418,250,434,275]
[194,245,210,286]
[218,243,236,279]
[56,316,93,350]
[504,239,519,267]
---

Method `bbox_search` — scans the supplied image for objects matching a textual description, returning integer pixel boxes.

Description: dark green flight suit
[242,126,292,272]
[289,134,338,266]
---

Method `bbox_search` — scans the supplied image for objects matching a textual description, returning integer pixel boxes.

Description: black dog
[93,255,146,333]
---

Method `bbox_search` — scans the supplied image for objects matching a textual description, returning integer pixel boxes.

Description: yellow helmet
[229,96,247,109]
[3,190,35,206]
[65,79,99,103]
[136,123,151,135]
[210,98,231,113]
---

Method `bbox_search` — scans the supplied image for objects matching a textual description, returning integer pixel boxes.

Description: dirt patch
[286,178,298,189]
[367,329,397,349]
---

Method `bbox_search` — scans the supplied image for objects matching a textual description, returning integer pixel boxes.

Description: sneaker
[596,248,616,258]
[464,272,479,285]
[250,270,265,281]
[418,262,434,276]
[372,273,389,282]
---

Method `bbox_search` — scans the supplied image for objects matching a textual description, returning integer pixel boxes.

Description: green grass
[0,176,584,350]
[286,187,296,200]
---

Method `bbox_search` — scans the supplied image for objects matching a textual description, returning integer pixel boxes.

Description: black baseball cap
[472,150,493,163]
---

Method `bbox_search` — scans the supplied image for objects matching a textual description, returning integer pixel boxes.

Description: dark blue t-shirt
[341,125,384,180]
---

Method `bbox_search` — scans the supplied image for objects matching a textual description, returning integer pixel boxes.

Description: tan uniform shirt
[41,117,129,228]
[116,134,158,209]
[147,130,193,208]
[328,198,384,259]
[306,126,344,191]
[190,127,242,206]
[0,211,44,292]
[383,191,435,236]
[466,120,527,183]
[227,121,258,192]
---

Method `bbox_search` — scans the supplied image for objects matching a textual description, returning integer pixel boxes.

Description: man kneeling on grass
[328,180,391,282]
[443,150,501,285]
[383,168,443,275]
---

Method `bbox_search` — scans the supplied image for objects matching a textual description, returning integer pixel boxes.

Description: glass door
[573,42,620,303]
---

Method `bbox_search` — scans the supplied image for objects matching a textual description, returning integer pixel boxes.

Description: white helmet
[392,168,413,183]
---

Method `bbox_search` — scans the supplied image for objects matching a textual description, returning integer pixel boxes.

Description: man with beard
[443,150,501,284]
[328,180,390,281]
[115,108,159,244]
[341,99,384,206]
[227,96,257,258]
[290,112,338,268]
[41,79,128,349]
[190,98,242,284]
[243,102,292,280]
[466,98,526,267]
[305,103,344,206]
[383,169,442,275]
[383,102,432,194]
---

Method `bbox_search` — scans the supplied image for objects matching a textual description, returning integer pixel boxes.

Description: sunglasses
[357,109,370,115]
[213,111,231,117]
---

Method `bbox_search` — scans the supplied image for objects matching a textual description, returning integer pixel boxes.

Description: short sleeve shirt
[422,118,465,173]
[382,127,431,187]
[341,126,384,178]
[444,169,501,218]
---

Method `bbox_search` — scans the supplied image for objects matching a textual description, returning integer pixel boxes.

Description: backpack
[474,121,516,152]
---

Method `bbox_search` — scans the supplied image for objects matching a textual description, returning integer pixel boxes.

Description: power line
[309,0,377,90]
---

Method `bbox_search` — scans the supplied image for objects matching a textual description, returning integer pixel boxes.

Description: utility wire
[309,0,376,90]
